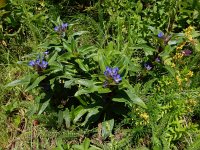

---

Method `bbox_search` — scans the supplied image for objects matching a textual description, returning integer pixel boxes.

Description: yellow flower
[1,40,7,47]
[184,26,194,42]
[187,99,197,106]
[140,113,149,121]
[176,42,186,51]
[173,53,184,60]
[185,26,193,33]
[176,76,182,86]
[171,63,176,68]
[187,71,193,77]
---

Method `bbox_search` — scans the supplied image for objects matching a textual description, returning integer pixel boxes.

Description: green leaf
[82,107,101,126]
[165,65,175,77]
[136,1,143,13]
[76,79,94,87]
[71,145,83,150]
[64,79,75,89]
[48,51,58,64]
[63,40,72,52]
[71,138,90,150]
[57,110,63,128]
[131,44,156,56]
[96,86,111,93]
[125,90,147,109]
[38,99,50,115]
[75,89,92,97]
[47,62,63,74]
[102,119,114,140]
[27,104,38,117]
[83,138,90,150]
[75,59,89,72]
[143,78,157,93]
[159,45,171,59]
[75,86,110,97]
[25,75,46,91]
[72,31,89,37]
[63,108,71,128]
[112,98,128,103]
[73,106,88,123]
[5,75,32,87]
[77,45,97,55]
[98,51,107,72]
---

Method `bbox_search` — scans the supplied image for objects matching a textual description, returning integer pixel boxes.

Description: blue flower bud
[29,60,35,66]
[158,32,164,38]
[144,62,153,70]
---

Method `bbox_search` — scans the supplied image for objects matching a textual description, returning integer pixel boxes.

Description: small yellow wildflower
[176,42,186,51]
[176,76,182,86]
[185,26,194,42]
[185,26,193,35]
[187,99,197,106]
[171,63,176,68]
[173,53,183,60]
[187,71,193,77]
[140,113,149,121]
[1,40,7,47]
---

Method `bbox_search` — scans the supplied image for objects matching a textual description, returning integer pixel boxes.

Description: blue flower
[40,60,48,69]
[104,67,111,77]
[113,74,122,83]
[61,23,68,31]
[54,26,59,32]
[29,60,35,66]
[155,57,161,63]
[29,59,48,70]
[144,62,153,70]
[54,23,68,32]
[158,32,164,38]
[104,67,122,84]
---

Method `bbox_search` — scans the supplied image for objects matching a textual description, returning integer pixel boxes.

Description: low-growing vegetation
[1,0,200,149]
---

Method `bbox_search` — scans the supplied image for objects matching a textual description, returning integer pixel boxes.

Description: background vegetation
[0,0,200,149]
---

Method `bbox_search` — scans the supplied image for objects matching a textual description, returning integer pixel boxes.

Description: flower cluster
[176,75,182,86]
[187,71,193,77]
[29,58,48,70]
[173,52,184,60]
[176,42,186,51]
[54,23,68,33]
[104,67,122,86]
[184,26,193,41]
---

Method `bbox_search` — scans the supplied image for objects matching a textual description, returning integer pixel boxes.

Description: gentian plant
[7,19,147,128]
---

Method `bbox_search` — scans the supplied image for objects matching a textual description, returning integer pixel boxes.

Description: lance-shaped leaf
[125,90,147,109]
[102,119,114,140]
[38,99,50,115]
[25,75,46,91]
